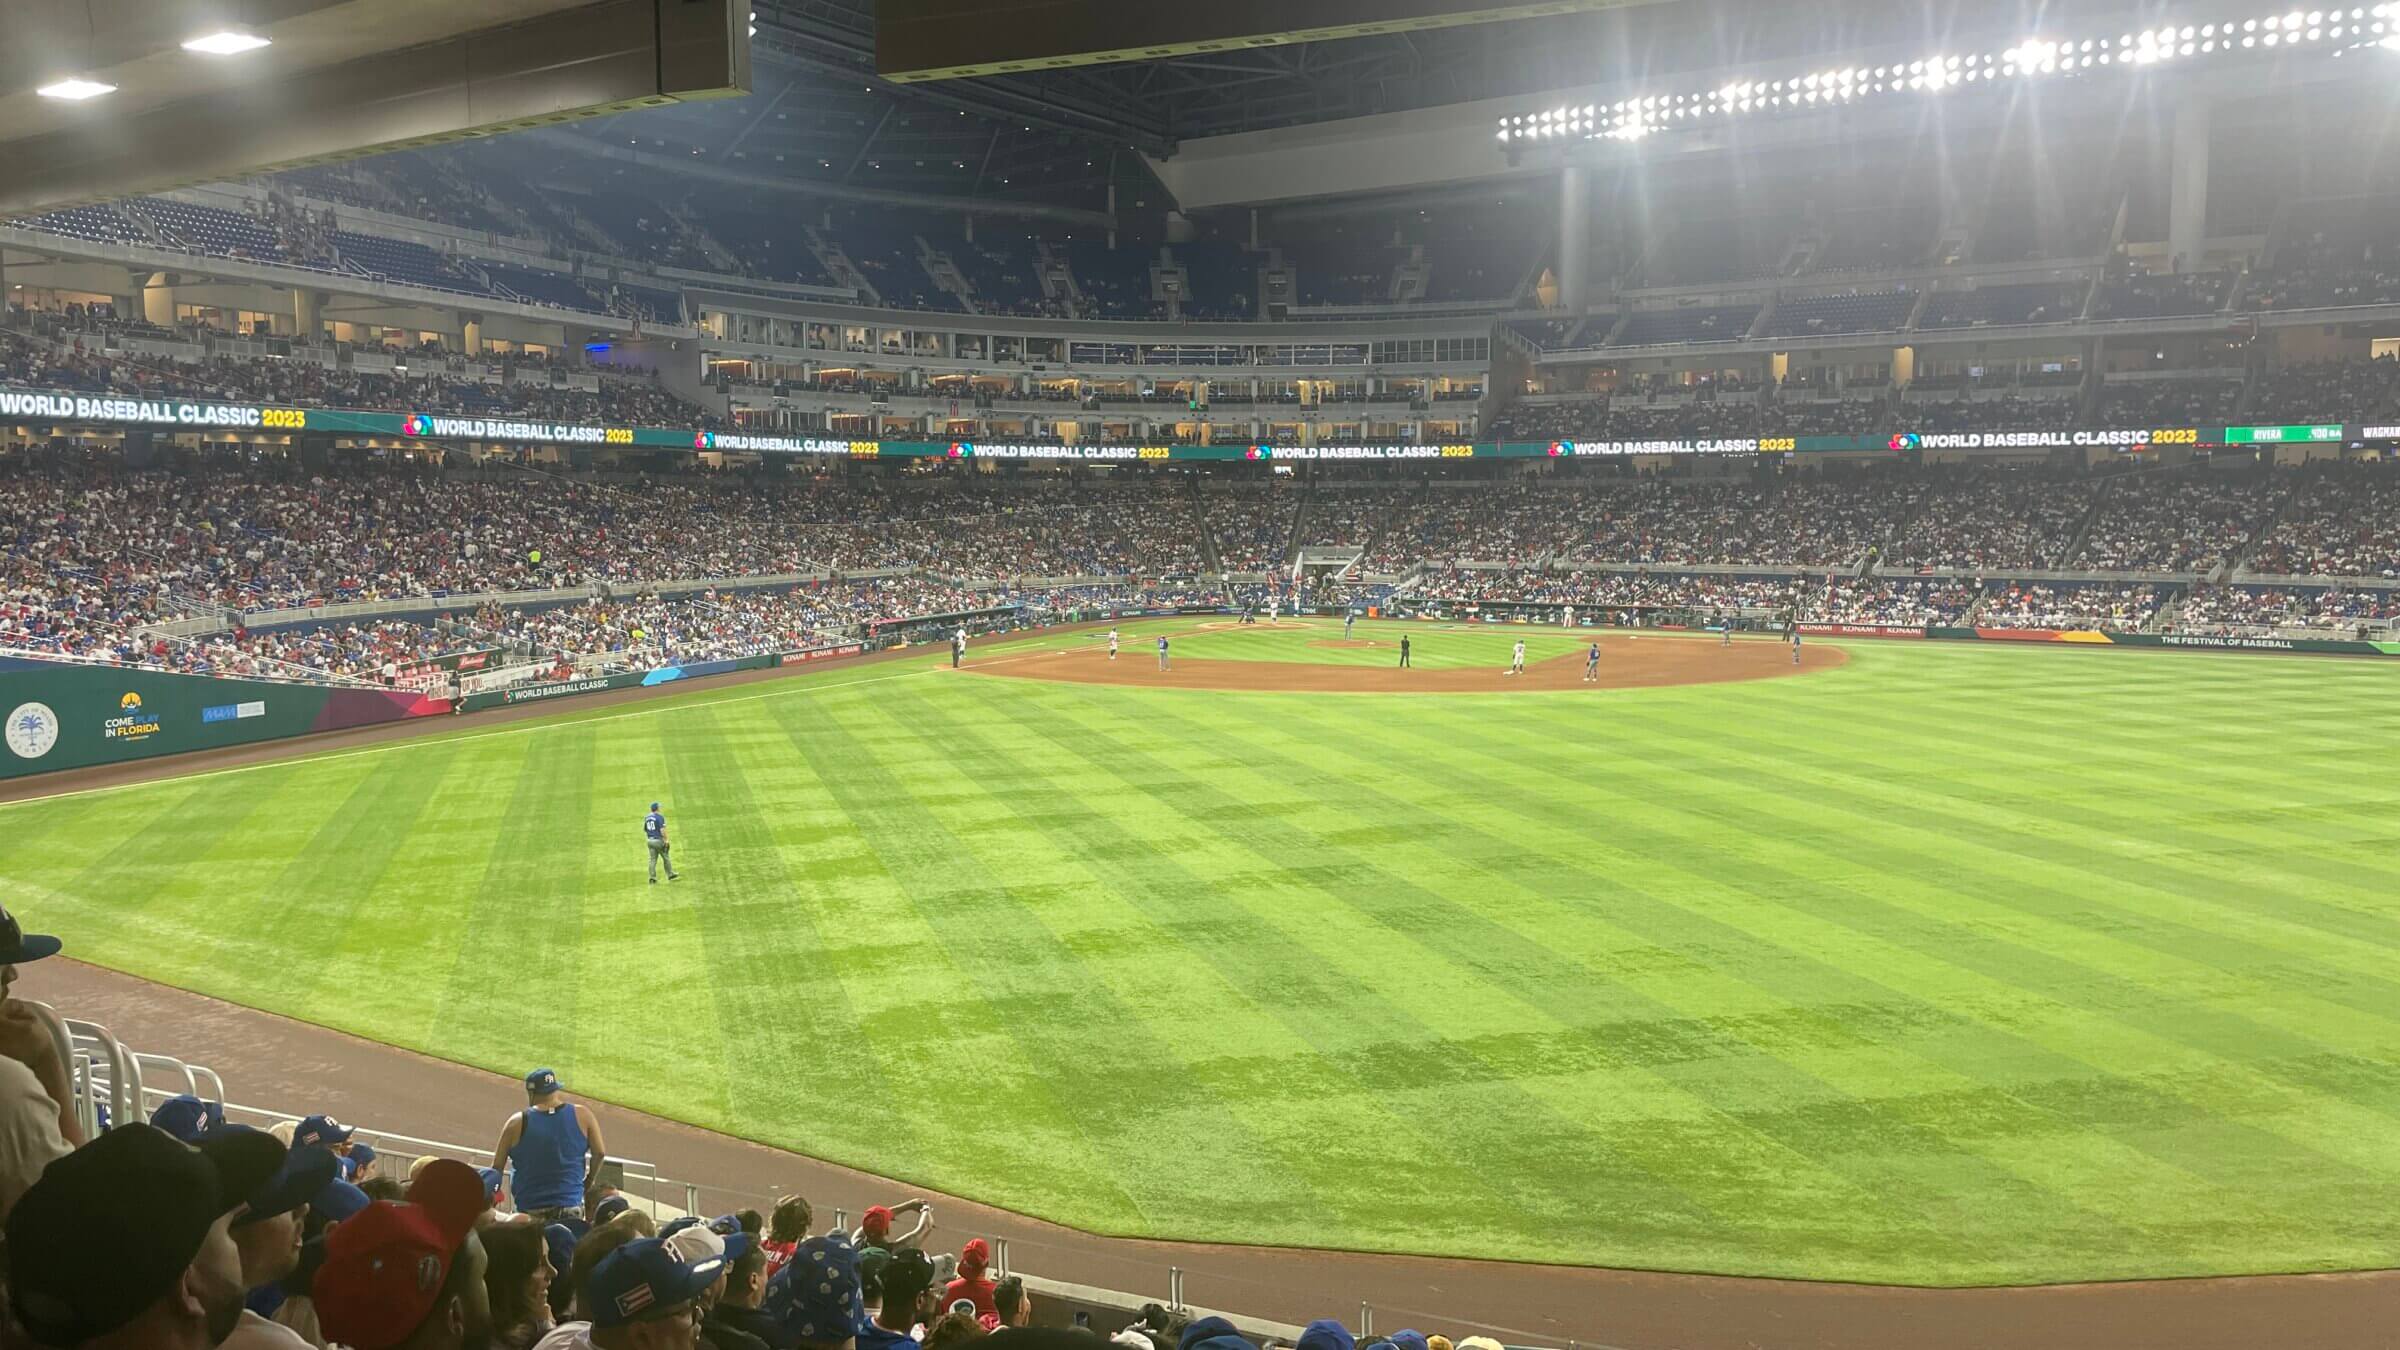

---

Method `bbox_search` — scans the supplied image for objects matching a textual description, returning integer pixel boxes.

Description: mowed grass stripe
[1704,692,2400,1011]
[1276,682,2361,1258]
[1242,692,2241,1211]
[913,680,1708,1251]
[429,728,598,1074]
[969,681,2036,1275]
[217,746,469,1032]
[1481,697,2400,1202]
[683,692,943,1176]
[862,683,1432,1238]
[1121,689,2154,1276]
[1627,688,2400,1052]
[775,688,1160,1225]
[1810,699,2400,951]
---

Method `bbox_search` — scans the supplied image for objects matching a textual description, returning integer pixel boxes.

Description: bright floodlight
[35,78,115,99]
[181,30,271,55]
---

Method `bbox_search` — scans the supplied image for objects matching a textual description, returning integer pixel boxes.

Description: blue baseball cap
[588,1237,724,1328]
[477,1167,505,1205]
[342,1141,376,1172]
[313,1178,372,1225]
[544,1223,579,1283]
[592,1193,631,1225]
[1297,1322,1355,1350]
[0,905,59,965]
[148,1093,224,1143]
[293,1115,354,1148]
[650,802,661,811]
[524,1068,561,1095]
[233,1138,339,1228]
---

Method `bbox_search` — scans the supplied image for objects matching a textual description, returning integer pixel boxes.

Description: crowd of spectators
[1799,577,1978,625]
[1884,469,2094,570]
[2247,463,2400,577]
[1205,484,1299,571]
[9,453,2400,688]
[1759,397,1886,436]
[1978,581,2166,630]
[2073,474,2277,572]
[2171,583,2397,633]
[0,459,1233,625]
[1901,394,2081,433]
[0,327,715,429]
[1296,487,1404,549]
[2093,377,2242,429]
[1559,478,1900,568]
[1365,487,1575,570]
[2246,357,2400,425]
[1415,566,1806,614]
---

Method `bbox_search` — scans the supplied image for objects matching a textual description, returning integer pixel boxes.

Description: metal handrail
[60,1016,137,1130]
[193,1093,673,1217]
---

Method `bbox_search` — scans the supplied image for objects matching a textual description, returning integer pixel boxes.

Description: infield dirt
[969,632,1846,693]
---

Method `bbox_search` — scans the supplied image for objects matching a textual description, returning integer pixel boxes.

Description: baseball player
[1398,634,1411,668]
[1582,640,1601,683]
[643,802,679,883]
[1722,612,1733,647]
[1107,628,1119,660]
[951,627,966,669]
[1267,599,1279,625]
[1343,610,1357,639]
[1157,634,1171,670]
[1791,627,1803,665]
[1507,639,1526,676]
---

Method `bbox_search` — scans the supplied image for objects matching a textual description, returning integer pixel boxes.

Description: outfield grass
[3,622,2397,1284]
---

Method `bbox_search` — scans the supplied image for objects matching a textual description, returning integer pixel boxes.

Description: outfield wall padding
[1922,627,2400,654]
[455,642,871,713]
[0,659,449,780]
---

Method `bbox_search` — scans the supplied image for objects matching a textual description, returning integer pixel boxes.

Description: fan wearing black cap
[5,1122,284,1350]
[858,1248,940,1350]
[0,903,80,1219]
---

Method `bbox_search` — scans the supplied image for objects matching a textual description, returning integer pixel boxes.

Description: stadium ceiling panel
[0,0,751,215]
[872,0,1675,81]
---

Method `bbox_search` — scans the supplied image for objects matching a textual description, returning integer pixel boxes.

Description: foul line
[0,651,1059,810]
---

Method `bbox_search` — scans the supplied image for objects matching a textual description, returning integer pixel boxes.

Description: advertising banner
[0,659,447,779]
[1797,623,1926,638]
[3,383,2375,462]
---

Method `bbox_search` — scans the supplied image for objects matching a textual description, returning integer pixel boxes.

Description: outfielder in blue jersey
[644,802,679,883]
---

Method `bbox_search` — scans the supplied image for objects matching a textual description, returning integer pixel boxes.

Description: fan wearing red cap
[314,1159,495,1350]
[940,1240,997,1321]
[846,1198,930,1255]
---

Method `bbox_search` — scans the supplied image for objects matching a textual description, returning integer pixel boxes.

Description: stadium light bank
[1498,7,2400,153]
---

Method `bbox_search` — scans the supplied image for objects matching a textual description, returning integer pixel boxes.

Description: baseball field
[2,619,2395,1286]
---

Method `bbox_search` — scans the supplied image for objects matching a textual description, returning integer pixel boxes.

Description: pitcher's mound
[969,636,1844,693]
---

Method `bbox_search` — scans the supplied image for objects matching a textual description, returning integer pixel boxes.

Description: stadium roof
[560,0,2160,213]
[0,0,749,215]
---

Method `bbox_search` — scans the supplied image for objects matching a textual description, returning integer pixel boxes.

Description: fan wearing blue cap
[577,1236,725,1348]
[151,1093,227,1144]
[494,1067,609,1227]
[0,902,78,1217]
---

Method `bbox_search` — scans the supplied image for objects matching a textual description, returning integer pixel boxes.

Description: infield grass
[3,620,2397,1285]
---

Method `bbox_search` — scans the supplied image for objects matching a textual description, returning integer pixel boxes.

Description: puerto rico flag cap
[589,1236,724,1328]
